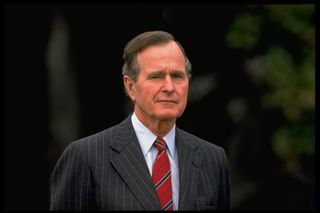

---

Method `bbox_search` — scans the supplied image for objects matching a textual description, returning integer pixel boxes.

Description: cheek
[136,85,154,102]
[180,84,189,99]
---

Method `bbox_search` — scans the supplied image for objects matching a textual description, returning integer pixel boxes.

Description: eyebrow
[148,70,186,75]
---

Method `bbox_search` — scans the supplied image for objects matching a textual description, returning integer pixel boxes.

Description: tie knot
[154,137,168,152]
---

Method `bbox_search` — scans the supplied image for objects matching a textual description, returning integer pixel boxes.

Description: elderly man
[50,31,230,211]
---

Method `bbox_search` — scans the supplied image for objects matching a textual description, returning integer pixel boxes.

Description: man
[50,31,230,210]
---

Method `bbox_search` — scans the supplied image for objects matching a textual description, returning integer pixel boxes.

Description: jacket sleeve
[217,147,231,210]
[50,140,96,210]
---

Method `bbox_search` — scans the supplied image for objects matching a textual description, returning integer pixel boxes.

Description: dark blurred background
[5,3,315,210]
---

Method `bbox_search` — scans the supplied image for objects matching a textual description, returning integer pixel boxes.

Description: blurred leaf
[272,127,294,159]
[261,46,315,121]
[264,4,315,46]
[272,123,314,161]
[225,4,315,173]
[226,13,262,50]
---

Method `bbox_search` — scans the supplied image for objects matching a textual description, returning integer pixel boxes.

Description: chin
[155,111,181,121]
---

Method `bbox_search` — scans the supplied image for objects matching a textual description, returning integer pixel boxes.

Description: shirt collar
[131,112,176,158]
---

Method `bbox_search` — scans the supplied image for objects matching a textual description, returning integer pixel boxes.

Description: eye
[148,72,163,79]
[151,75,160,79]
[172,72,185,79]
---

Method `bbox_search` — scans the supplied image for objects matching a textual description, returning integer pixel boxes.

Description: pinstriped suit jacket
[50,115,230,210]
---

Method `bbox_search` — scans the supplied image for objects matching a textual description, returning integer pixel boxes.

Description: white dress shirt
[131,113,179,210]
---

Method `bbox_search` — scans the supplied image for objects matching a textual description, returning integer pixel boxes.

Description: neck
[134,110,175,137]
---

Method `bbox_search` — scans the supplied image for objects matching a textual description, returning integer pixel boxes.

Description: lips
[156,100,178,104]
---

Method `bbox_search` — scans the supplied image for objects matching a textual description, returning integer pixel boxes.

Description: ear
[123,75,136,102]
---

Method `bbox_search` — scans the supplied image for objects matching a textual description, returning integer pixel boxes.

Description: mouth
[157,100,178,104]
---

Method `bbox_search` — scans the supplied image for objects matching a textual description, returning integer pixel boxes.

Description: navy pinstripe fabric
[50,114,230,210]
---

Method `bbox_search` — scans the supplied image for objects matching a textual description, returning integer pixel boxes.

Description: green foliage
[226,13,262,50]
[226,4,315,173]
[272,123,314,171]
[261,46,315,121]
[265,5,315,46]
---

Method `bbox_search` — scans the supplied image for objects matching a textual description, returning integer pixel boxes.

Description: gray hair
[122,31,192,82]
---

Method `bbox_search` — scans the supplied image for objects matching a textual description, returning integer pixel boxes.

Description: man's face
[125,41,189,123]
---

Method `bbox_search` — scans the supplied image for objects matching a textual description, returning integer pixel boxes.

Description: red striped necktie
[152,137,173,211]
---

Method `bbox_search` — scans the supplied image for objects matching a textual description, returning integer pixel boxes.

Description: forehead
[137,41,185,67]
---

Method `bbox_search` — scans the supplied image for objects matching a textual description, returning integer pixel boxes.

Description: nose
[163,75,174,92]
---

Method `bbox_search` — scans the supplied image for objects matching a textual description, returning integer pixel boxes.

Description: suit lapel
[109,116,160,210]
[176,128,201,210]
